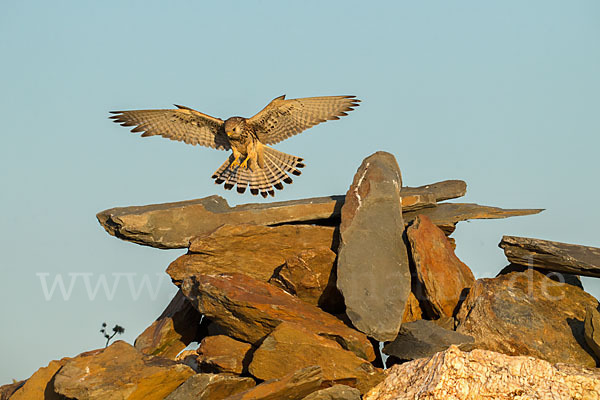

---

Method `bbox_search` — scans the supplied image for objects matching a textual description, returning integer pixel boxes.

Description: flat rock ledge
[95,180,470,249]
[500,235,600,278]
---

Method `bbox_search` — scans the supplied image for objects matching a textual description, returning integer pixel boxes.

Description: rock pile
[4,151,600,400]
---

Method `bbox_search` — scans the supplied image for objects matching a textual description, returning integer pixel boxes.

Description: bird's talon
[240,158,249,169]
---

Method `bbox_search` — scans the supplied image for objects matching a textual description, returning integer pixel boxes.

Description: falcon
[110,95,360,197]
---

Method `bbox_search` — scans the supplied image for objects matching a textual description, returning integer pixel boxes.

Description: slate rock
[8,358,69,400]
[96,180,453,249]
[497,263,583,289]
[53,341,194,400]
[97,195,342,249]
[224,366,323,400]
[401,292,422,323]
[0,381,25,400]
[500,235,600,278]
[269,247,344,312]
[249,322,384,394]
[337,151,411,341]
[456,269,599,367]
[364,345,600,400]
[407,214,475,317]
[431,315,456,331]
[168,224,336,285]
[382,319,474,362]
[403,203,543,235]
[584,306,600,359]
[197,335,253,375]
[134,289,202,359]
[165,373,255,400]
[301,384,361,400]
[181,273,375,361]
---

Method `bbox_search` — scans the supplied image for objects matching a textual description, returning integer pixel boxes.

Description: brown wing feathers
[248,95,360,145]
[109,107,229,150]
[110,95,359,197]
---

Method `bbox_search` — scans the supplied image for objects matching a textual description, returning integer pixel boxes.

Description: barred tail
[211,147,305,198]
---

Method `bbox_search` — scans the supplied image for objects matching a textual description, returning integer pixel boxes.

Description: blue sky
[1,1,599,384]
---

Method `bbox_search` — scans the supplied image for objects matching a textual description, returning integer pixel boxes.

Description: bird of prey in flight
[110,94,360,197]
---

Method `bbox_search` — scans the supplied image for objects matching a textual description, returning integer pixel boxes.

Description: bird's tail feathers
[211,146,305,197]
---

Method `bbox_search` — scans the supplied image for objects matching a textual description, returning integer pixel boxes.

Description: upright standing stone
[337,152,411,341]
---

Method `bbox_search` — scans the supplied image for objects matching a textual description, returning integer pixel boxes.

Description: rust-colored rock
[197,335,253,375]
[337,151,411,342]
[225,366,323,400]
[500,235,600,278]
[168,224,336,285]
[401,292,422,323]
[134,289,202,358]
[181,273,375,362]
[53,341,194,400]
[403,203,543,235]
[8,358,69,400]
[165,373,256,400]
[365,345,600,400]
[584,306,600,359]
[407,214,475,317]
[249,322,384,394]
[269,247,344,312]
[456,269,599,367]
[301,385,361,400]
[0,381,24,400]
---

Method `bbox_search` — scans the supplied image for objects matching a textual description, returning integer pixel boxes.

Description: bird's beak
[226,131,232,136]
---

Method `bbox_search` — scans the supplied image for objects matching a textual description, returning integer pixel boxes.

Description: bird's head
[224,117,245,139]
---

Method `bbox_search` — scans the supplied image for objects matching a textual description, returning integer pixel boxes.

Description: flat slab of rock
[364,345,600,400]
[168,224,336,285]
[500,235,600,278]
[165,373,255,400]
[9,358,70,400]
[197,335,253,375]
[301,385,361,400]
[249,322,384,394]
[337,151,411,342]
[401,180,466,202]
[407,215,475,317]
[181,273,375,362]
[269,247,344,312]
[53,341,194,400]
[97,180,461,249]
[456,269,599,367]
[403,203,544,235]
[134,289,202,359]
[584,306,600,359]
[382,320,474,362]
[225,366,323,400]
[96,190,539,249]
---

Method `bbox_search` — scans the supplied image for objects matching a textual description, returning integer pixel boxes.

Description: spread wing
[247,95,360,145]
[109,105,230,150]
